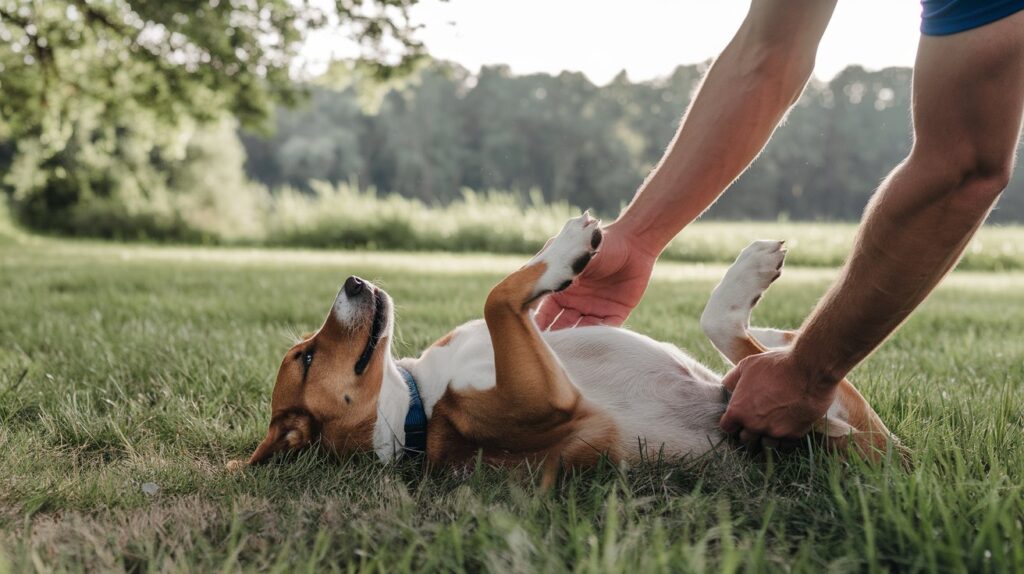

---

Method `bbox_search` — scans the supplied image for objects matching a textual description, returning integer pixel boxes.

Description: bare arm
[721,11,1024,441]
[611,0,837,249]
[537,0,836,329]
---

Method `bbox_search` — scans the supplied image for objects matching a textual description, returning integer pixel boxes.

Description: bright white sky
[303,0,923,84]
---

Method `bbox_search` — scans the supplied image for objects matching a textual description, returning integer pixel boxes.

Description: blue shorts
[921,0,1024,35]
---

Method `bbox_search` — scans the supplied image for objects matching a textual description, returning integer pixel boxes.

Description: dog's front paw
[529,212,602,297]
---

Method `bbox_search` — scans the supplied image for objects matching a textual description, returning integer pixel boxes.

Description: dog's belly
[431,321,728,461]
[548,328,728,460]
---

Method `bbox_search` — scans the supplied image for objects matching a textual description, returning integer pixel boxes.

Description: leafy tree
[0,0,425,234]
[240,59,1024,222]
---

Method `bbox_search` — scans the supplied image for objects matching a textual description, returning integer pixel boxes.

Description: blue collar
[396,365,427,456]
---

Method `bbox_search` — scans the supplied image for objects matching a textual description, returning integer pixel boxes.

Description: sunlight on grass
[14,240,1024,291]
[2,239,1023,572]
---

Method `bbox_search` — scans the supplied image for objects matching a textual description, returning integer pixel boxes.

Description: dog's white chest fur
[399,320,727,460]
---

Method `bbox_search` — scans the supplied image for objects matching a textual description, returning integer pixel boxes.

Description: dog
[243,214,904,483]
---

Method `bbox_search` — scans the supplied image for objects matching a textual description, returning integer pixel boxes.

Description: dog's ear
[248,415,314,464]
[248,425,287,465]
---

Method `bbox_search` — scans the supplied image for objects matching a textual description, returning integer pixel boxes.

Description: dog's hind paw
[712,240,786,312]
[528,212,602,298]
[732,240,787,298]
[701,240,787,351]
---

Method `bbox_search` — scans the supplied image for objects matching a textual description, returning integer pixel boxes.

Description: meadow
[1,228,1024,572]
[22,184,1024,272]
[252,186,1024,271]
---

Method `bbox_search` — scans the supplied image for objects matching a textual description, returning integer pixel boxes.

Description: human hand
[718,349,837,447]
[534,223,658,330]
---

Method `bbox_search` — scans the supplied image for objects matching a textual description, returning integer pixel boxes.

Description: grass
[1,234,1023,572]
[17,184,1024,271]
[265,186,1024,271]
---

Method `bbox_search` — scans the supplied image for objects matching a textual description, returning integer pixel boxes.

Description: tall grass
[8,183,1024,270]
[263,183,578,253]
[260,183,1024,271]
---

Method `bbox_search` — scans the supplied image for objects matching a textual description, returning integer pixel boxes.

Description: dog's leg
[702,241,908,465]
[748,328,796,350]
[484,213,601,409]
[477,213,619,471]
[701,240,788,365]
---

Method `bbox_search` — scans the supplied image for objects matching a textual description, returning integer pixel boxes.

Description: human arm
[720,11,1024,441]
[536,0,837,329]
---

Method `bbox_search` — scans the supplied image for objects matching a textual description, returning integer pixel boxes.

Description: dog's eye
[303,350,314,369]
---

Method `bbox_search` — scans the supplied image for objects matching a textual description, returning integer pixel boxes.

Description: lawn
[1,236,1023,572]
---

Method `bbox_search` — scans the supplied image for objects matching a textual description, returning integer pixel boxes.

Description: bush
[263,184,577,253]
[7,164,1024,271]
[5,119,266,243]
[0,198,24,246]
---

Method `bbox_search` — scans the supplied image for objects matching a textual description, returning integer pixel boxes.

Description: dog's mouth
[354,288,389,375]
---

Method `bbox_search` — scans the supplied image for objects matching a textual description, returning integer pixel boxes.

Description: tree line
[3,0,1022,239]
[241,60,1024,223]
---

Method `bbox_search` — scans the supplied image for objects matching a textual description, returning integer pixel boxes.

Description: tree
[0,0,426,233]
[0,0,426,135]
[239,60,1024,222]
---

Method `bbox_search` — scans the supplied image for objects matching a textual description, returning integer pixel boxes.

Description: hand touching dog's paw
[529,212,602,298]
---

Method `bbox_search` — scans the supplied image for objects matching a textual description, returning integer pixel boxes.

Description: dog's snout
[344,276,365,297]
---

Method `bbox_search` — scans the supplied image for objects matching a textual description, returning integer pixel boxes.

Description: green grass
[1,236,1023,572]
[265,186,1024,271]
[15,184,1024,271]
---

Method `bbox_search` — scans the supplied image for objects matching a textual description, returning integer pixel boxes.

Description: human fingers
[533,297,561,330]
[547,308,582,331]
[721,365,742,392]
[719,404,741,434]
[576,316,605,327]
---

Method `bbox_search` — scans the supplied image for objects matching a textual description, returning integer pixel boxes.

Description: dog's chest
[406,320,728,461]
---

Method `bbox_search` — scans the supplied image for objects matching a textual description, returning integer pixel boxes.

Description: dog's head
[248,276,393,464]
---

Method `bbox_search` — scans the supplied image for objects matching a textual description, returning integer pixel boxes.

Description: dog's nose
[344,276,365,297]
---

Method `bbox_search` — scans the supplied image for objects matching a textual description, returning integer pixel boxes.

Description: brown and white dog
[244,214,904,483]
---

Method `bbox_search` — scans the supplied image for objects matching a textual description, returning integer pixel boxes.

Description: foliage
[0,0,426,134]
[263,183,577,252]
[262,184,1024,271]
[11,174,1024,271]
[6,118,266,241]
[0,196,24,245]
[2,239,1023,570]
[241,60,1024,223]
[0,0,424,235]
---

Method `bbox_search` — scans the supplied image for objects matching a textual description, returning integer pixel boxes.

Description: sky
[302,0,923,84]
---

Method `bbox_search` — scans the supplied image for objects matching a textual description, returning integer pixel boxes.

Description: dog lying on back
[243,214,904,483]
